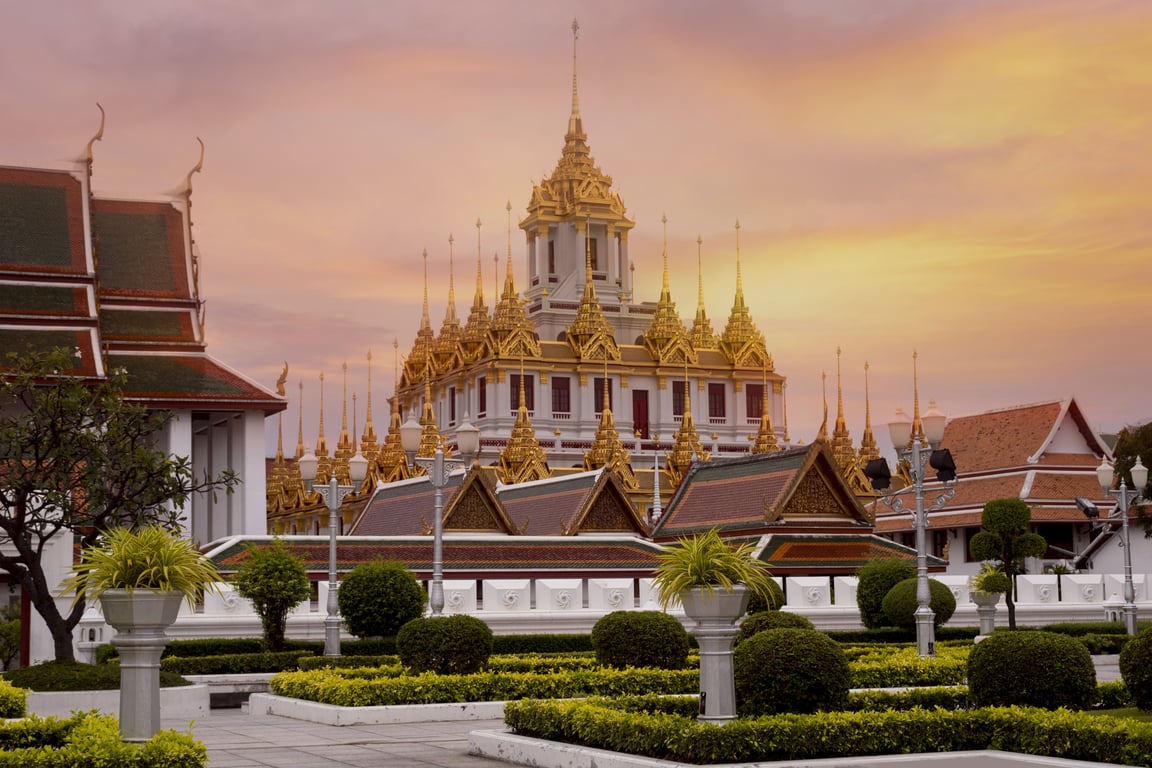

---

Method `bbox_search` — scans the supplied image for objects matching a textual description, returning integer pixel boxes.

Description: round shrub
[968,630,1096,709]
[744,579,786,614]
[881,577,957,630]
[855,558,915,629]
[734,628,850,716]
[591,610,690,670]
[736,610,814,645]
[396,614,493,674]
[1120,627,1152,710]
[337,559,426,639]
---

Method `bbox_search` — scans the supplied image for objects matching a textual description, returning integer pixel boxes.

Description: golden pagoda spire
[566,213,619,360]
[374,339,412,483]
[815,370,829,444]
[910,349,926,448]
[404,249,437,384]
[689,234,719,350]
[584,359,639,488]
[667,366,709,483]
[642,213,693,364]
[416,369,449,459]
[859,361,880,462]
[360,350,380,460]
[435,235,463,372]
[497,357,551,484]
[333,362,354,484]
[461,218,492,363]
[719,219,770,367]
[295,380,305,459]
[831,346,855,468]
[750,363,780,454]
[315,371,332,483]
[567,18,585,151]
[269,411,286,499]
[492,204,540,359]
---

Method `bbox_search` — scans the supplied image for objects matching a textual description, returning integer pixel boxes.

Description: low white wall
[25,684,209,720]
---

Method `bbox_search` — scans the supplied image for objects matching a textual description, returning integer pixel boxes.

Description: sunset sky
[3,0,1151,459]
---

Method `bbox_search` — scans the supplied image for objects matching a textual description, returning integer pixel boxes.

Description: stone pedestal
[679,585,749,724]
[100,590,183,742]
[971,590,1001,637]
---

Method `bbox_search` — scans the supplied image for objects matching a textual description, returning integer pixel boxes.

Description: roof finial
[506,201,514,288]
[446,233,456,316]
[183,137,205,200]
[296,380,305,459]
[696,234,705,309]
[474,218,484,305]
[571,18,580,122]
[85,103,105,165]
[911,349,926,447]
[816,370,829,443]
[661,212,670,294]
[734,218,744,306]
[421,248,430,327]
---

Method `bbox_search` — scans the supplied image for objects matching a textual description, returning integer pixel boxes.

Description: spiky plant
[652,528,775,609]
[64,524,223,607]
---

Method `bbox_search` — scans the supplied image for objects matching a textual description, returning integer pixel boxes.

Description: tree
[968,498,1047,629]
[232,539,311,651]
[337,560,426,639]
[1112,422,1152,537]
[855,558,915,629]
[0,349,237,661]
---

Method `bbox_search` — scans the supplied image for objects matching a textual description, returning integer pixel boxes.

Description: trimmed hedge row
[269,667,698,707]
[160,650,313,676]
[0,681,24,719]
[4,661,191,692]
[0,713,205,767]
[848,645,969,688]
[504,696,1152,765]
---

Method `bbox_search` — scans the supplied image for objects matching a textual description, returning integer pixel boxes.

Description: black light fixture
[863,458,892,491]
[929,449,956,482]
[1074,497,1100,519]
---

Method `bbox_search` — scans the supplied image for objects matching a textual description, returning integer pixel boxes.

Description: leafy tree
[969,498,1047,629]
[855,558,915,629]
[0,349,237,660]
[232,539,311,651]
[337,560,426,639]
[1112,422,1152,537]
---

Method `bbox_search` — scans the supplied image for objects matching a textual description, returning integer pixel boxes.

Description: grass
[1086,707,1152,723]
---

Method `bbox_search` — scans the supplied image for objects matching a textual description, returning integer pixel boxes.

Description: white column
[209,417,231,543]
[164,410,193,534]
[191,421,210,546]
[239,410,266,535]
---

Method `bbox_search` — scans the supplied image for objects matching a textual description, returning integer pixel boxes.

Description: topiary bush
[1120,627,1152,710]
[881,577,957,630]
[736,610,814,645]
[968,630,1096,709]
[396,614,493,674]
[744,579,785,614]
[337,559,426,639]
[590,611,690,670]
[855,558,915,629]
[231,538,311,652]
[734,628,850,716]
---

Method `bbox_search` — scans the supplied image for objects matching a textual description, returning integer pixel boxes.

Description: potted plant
[651,528,775,724]
[63,525,222,741]
[969,563,1010,637]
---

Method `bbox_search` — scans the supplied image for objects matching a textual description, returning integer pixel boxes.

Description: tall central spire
[689,234,718,350]
[435,234,462,372]
[569,18,581,139]
[720,219,770,368]
[404,249,437,384]
[642,212,692,364]
[461,218,493,364]
[831,346,855,468]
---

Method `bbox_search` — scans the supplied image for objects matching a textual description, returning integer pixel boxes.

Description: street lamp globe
[399,409,422,458]
[887,407,912,450]
[1132,457,1149,490]
[348,451,369,486]
[456,412,480,460]
[922,401,947,446]
[298,451,318,484]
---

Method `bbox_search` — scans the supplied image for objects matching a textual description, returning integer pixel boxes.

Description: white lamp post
[298,449,369,658]
[398,408,480,617]
[1096,456,1148,635]
[864,403,957,659]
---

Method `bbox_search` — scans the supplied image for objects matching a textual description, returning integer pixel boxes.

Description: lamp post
[298,449,369,658]
[399,409,481,616]
[864,403,957,659]
[1096,456,1148,635]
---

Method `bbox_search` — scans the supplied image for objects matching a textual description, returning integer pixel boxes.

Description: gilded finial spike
[295,379,305,459]
[911,349,925,446]
[183,137,205,200]
[571,18,580,120]
[85,103,105,165]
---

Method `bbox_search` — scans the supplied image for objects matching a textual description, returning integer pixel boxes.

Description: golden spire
[567,18,584,151]
[666,366,709,483]
[831,347,855,468]
[404,249,437,384]
[315,371,332,483]
[461,218,492,363]
[492,204,541,359]
[584,359,639,488]
[295,380,305,459]
[269,412,286,499]
[435,235,463,372]
[689,234,718,350]
[719,219,770,367]
[750,363,780,454]
[858,361,880,462]
[642,213,693,364]
[416,371,449,459]
[910,349,926,448]
[566,214,619,361]
[333,362,354,484]
[497,358,551,484]
[815,370,829,444]
[374,339,412,483]
[360,350,380,460]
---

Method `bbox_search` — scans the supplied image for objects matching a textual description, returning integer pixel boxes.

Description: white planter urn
[679,584,749,724]
[100,590,183,742]
[970,590,1001,638]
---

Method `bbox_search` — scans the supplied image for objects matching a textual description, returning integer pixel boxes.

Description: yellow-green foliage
[0,680,25,718]
[848,645,969,688]
[270,667,698,707]
[505,697,1152,765]
[0,712,205,767]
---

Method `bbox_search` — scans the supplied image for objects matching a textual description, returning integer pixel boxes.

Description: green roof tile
[94,212,177,292]
[0,183,73,267]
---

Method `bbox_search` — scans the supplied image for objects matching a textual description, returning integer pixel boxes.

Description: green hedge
[0,712,205,767]
[825,627,979,644]
[270,667,698,707]
[160,650,314,676]
[0,680,24,719]
[4,661,191,692]
[848,645,969,688]
[96,637,397,664]
[504,696,1152,765]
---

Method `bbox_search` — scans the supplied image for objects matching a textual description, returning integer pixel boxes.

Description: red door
[632,390,649,439]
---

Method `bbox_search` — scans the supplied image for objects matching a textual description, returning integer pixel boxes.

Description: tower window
[548,241,556,274]
[477,376,487,417]
[594,377,613,415]
[746,383,764,421]
[708,383,726,420]
[449,385,457,425]
[672,380,687,418]
[551,376,571,416]
[588,237,599,271]
[510,374,535,414]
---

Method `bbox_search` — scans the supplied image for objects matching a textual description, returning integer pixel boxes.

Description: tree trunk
[1005,576,1017,630]
[22,559,83,662]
